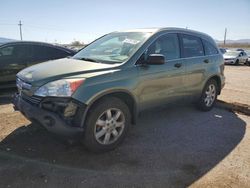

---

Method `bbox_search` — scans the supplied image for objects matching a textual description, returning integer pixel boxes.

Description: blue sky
[0,0,249,44]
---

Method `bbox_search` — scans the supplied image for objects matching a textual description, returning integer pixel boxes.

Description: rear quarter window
[180,34,204,58]
[202,39,218,55]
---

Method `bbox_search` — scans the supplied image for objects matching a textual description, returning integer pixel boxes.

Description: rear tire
[245,59,250,66]
[244,59,248,65]
[83,97,131,152]
[197,79,218,111]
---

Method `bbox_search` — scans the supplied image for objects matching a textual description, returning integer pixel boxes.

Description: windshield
[224,51,239,56]
[73,32,152,64]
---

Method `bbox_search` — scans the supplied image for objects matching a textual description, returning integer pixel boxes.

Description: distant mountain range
[216,39,250,44]
[0,37,17,44]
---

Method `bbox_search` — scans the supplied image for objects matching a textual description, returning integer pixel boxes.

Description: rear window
[180,34,204,58]
[202,39,218,55]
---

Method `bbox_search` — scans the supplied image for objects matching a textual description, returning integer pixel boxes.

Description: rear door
[32,45,52,64]
[137,33,186,110]
[179,34,207,97]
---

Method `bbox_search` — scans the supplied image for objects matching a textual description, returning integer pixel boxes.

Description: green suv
[13,28,225,152]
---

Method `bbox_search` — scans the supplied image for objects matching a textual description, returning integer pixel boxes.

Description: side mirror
[147,54,165,65]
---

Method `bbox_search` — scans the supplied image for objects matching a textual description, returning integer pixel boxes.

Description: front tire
[197,79,218,111]
[83,97,131,152]
[235,59,239,65]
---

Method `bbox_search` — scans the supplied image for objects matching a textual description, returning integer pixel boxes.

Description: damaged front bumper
[13,93,86,137]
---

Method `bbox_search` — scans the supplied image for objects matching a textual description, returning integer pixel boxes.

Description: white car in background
[247,55,250,66]
[223,50,248,65]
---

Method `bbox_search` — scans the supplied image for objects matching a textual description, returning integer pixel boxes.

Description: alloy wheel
[204,84,216,107]
[94,108,125,145]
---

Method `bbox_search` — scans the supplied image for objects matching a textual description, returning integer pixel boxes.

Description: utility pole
[223,28,227,45]
[18,20,23,40]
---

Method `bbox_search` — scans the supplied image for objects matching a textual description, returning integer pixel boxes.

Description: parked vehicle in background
[236,48,244,52]
[247,55,250,66]
[0,41,76,89]
[223,50,248,65]
[13,28,225,152]
[219,48,227,54]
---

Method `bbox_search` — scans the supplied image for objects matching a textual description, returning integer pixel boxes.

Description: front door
[136,33,186,110]
[0,44,33,87]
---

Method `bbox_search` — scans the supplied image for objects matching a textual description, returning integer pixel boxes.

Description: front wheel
[235,59,239,65]
[197,79,218,111]
[83,97,131,152]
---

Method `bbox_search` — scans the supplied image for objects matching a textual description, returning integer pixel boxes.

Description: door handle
[174,63,182,68]
[204,59,209,63]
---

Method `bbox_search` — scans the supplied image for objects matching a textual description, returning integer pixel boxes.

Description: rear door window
[33,45,69,61]
[12,44,33,60]
[202,39,218,55]
[180,34,204,58]
[33,45,50,61]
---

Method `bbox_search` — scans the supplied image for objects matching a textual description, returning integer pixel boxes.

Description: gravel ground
[0,65,250,187]
[218,65,250,105]
[0,104,249,188]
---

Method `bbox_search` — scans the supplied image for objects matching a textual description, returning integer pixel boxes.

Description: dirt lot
[218,65,250,105]
[0,65,249,188]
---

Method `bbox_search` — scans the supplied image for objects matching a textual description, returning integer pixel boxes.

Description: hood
[17,58,119,85]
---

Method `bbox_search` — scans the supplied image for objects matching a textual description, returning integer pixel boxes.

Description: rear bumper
[13,93,85,137]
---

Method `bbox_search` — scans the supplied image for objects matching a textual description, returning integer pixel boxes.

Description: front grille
[21,93,42,105]
[16,77,42,105]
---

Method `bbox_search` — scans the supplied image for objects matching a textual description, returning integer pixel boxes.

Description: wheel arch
[80,89,138,128]
[205,75,222,95]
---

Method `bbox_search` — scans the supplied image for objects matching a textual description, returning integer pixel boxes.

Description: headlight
[34,79,84,97]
